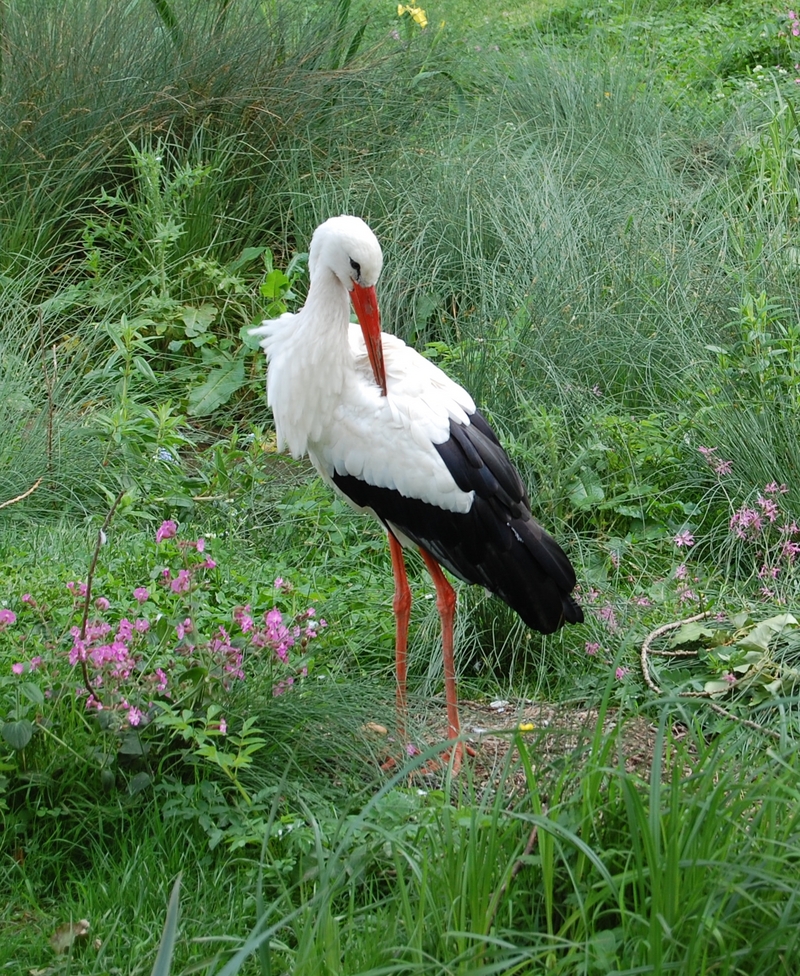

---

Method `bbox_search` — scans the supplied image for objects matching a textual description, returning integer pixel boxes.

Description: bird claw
[420,740,476,776]
[379,740,476,775]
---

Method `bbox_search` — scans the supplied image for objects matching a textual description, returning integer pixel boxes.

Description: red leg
[387,531,411,737]
[418,548,464,771]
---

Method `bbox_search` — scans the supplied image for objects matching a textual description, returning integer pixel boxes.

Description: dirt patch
[401,699,695,793]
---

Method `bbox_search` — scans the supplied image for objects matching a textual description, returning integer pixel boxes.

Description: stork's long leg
[418,548,462,764]
[387,530,411,736]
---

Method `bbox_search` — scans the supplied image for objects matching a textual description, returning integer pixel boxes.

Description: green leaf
[129,771,152,795]
[187,358,245,417]
[19,681,45,707]
[2,720,34,750]
[738,613,799,652]
[568,470,605,510]
[260,268,290,301]
[150,875,182,976]
[669,622,717,646]
[181,304,217,337]
[240,323,265,351]
[119,732,150,756]
[228,246,267,272]
[133,355,157,383]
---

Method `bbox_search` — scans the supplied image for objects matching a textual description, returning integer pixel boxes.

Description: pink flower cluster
[728,482,799,597]
[730,483,789,540]
[6,521,325,722]
[699,446,733,477]
[235,599,325,695]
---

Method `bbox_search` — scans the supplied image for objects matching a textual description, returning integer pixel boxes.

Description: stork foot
[421,740,477,776]
[379,740,476,775]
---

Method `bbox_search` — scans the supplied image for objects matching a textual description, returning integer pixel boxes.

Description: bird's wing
[305,327,476,513]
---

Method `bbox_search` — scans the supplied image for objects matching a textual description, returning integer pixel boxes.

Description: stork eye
[349,258,362,280]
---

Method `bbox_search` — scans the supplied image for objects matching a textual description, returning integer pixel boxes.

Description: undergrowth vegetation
[3,0,800,972]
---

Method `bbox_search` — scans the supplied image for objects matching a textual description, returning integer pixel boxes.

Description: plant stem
[78,490,127,698]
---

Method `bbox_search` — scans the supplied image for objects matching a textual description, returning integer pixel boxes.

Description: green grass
[3,0,800,971]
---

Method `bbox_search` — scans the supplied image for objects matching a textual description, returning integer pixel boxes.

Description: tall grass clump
[135,710,800,974]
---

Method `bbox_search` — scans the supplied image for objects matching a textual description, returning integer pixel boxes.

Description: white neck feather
[262,268,355,458]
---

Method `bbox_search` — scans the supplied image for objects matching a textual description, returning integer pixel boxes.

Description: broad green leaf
[19,681,45,707]
[568,470,605,510]
[240,323,265,351]
[181,304,217,337]
[260,268,290,300]
[187,359,245,417]
[669,622,717,646]
[738,613,798,652]
[128,771,152,795]
[119,733,149,756]
[228,245,267,271]
[704,679,733,696]
[2,719,34,750]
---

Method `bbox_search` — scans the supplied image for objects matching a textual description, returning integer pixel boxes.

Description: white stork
[251,215,583,770]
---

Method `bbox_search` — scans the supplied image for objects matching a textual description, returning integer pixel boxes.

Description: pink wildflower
[219,718,227,735]
[69,638,87,665]
[155,519,178,543]
[234,605,254,633]
[116,619,133,642]
[714,460,733,476]
[95,596,110,612]
[11,662,24,675]
[730,507,763,539]
[674,530,695,547]
[723,672,737,684]
[675,563,688,580]
[195,538,205,553]
[782,540,800,562]
[596,604,618,631]
[585,641,600,656]
[127,706,143,727]
[133,587,149,604]
[134,618,150,633]
[0,608,17,626]
[615,666,630,680]
[176,618,193,640]
[757,495,779,522]
[21,594,35,605]
[170,569,191,594]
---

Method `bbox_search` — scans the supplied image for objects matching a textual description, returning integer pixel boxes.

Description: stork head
[309,215,387,396]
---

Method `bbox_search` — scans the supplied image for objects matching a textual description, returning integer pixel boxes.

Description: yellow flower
[397,4,428,28]
[518,722,535,732]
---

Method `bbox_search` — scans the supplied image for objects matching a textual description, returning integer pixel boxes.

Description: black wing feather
[331,409,583,634]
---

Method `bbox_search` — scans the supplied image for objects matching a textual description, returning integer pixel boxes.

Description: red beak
[350,282,387,397]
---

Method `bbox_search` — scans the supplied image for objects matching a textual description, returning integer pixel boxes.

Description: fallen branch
[0,478,42,510]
